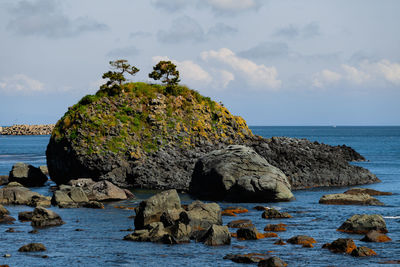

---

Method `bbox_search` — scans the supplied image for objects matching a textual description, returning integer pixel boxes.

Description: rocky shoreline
[0,124,54,135]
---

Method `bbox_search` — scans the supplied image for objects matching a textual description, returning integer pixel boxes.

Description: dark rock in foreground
[319,193,384,206]
[8,162,48,187]
[18,243,46,252]
[190,145,294,202]
[337,214,387,234]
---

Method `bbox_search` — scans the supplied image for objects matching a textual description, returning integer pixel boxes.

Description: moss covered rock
[47,83,253,188]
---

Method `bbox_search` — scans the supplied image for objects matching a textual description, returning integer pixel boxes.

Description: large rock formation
[189,145,294,202]
[46,82,379,190]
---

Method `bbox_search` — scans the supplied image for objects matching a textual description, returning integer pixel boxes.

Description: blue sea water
[0,126,399,266]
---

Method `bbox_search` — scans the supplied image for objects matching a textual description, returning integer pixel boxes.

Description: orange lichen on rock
[274,239,286,245]
[221,211,237,217]
[114,206,136,210]
[287,235,317,247]
[231,233,237,238]
[223,207,249,214]
[264,223,287,232]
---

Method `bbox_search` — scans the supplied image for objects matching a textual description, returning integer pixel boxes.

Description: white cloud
[216,69,235,88]
[201,48,281,89]
[341,64,370,84]
[204,0,261,12]
[375,60,400,85]
[0,74,44,94]
[151,56,212,85]
[312,70,342,88]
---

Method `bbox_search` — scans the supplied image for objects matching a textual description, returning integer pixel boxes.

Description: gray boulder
[337,214,388,234]
[199,224,231,246]
[134,189,183,229]
[319,193,384,206]
[31,207,65,227]
[190,145,294,202]
[0,183,51,207]
[8,162,48,187]
[186,200,222,229]
[68,178,130,201]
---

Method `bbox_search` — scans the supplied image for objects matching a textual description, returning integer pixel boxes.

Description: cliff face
[46,83,253,188]
[46,82,379,190]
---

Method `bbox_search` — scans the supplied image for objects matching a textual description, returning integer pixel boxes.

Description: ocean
[0,126,399,266]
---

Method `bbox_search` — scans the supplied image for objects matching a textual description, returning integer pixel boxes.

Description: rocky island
[46,75,379,201]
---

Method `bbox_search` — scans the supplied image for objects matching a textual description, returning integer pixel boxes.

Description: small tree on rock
[102,59,139,89]
[148,61,180,86]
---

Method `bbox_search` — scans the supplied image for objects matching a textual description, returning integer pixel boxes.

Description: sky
[0,0,399,126]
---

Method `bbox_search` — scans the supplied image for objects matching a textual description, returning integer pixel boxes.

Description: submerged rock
[322,238,357,254]
[224,253,269,264]
[258,256,288,267]
[319,193,384,206]
[287,235,316,247]
[0,183,51,207]
[264,223,287,232]
[227,219,254,229]
[18,243,46,252]
[190,145,294,202]
[337,214,388,234]
[361,230,392,242]
[8,162,48,187]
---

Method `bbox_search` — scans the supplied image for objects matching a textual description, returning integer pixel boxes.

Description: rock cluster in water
[46,82,380,202]
[0,124,54,135]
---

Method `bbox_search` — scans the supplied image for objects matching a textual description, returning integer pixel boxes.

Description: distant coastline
[0,124,54,135]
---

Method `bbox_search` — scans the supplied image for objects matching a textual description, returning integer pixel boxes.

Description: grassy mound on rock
[51,82,253,161]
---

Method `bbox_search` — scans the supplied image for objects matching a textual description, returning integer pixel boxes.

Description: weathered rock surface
[322,238,357,254]
[261,208,292,219]
[337,214,388,234]
[1,124,54,135]
[361,230,392,242]
[344,188,392,196]
[199,224,231,246]
[18,243,46,252]
[46,83,379,191]
[319,193,384,206]
[31,207,65,227]
[134,189,182,230]
[287,235,316,247]
[0,175,8,185]
[264,223,287,232]
[0,204,15,224]
[186,201,222,229]
[8,162,48,187]
[351,246,377,257]
[236,226,259,240]
[67,179,131,202]
[258,257,288,267]
[250,137,380,189]
[18,211,33,221]
[190,145,294,202]
[227,219,254,228]
[0,183,51,207]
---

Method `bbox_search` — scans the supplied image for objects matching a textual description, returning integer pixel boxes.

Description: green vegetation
[149,60,180,87]
[51,60,252,160]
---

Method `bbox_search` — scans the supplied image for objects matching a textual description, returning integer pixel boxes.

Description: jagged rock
[190,145,294,202]
[8,162,48,187]
[251,137,380,189]
[361,230,392,242]
[199,225,231,246]
[31,207,65,227]
[337,214,388,234]
[258,257,288,267]
[18,243,46,252]
[344,188,392,196]
[351,246,377,257]
[227,219,254,228]
[134,189,182,230]
[261,208,292,219]
[319,193,384,206]
[0,183,51,207]
[186,200,222,229]
[322,238,357,254]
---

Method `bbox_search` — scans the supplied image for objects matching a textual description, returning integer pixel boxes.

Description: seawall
[0,124,55,135]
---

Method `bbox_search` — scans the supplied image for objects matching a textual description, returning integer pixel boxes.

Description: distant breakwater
[0,124,55,135]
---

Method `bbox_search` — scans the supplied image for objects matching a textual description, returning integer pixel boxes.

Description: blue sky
[0,0,399,126]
